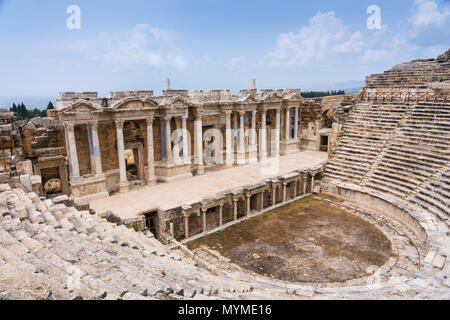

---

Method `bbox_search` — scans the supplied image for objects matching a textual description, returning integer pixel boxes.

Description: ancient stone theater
[0,50,449,300]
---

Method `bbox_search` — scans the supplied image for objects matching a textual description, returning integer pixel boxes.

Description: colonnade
[182,171,318,239]
[65,105,304,190]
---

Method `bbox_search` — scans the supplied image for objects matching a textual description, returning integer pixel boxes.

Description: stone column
[249,110,257,163]
[172,118,181,163]
[160,119,167,161]
[219,203,223,227]
[303,174,308,194]
[194,115,205,175]
[311,173,315,193]
[184,213,189,239]
[285,108,290,140]
[146,117,156,184]
[233,198,238,220]
[294,180,298,198]
[272,185,277,205]
[66,123,80,179]
[274,109,281,157]
[237,111,246,165]
[91,123,102,175]
[260,191,264,211]
[283,182,287,203]
[164,117,172,162]
[87,124,95,174]
[233,113,238,156]
[202,207,207,234]
[294,107,299,139]
[182,115,190,164]
[259,109,267,161]
[115,120,128,192]
[246,193,251,216]
[225,111,233,167]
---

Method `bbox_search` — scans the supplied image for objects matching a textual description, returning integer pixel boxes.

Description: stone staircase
[363,103,450,202]
[324,103,409,183]
[408,166,450,224]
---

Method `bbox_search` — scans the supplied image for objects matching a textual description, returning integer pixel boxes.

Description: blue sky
[0,0,449,97]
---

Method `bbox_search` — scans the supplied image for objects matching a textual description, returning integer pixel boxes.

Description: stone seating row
[0,186,266,300]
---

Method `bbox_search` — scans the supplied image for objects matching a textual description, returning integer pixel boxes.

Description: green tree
[47,101,55,110]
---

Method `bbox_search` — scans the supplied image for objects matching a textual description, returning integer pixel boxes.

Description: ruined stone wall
[21,117,65,159]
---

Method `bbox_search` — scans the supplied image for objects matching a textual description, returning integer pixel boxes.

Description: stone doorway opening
[145,210,158,237]
[125,149,137,181]
[320,135,329,152]
[250,194,259,214]
[41,167,62,198]
[124,142,145,186]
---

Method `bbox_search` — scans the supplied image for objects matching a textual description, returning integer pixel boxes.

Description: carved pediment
[111,97,158,111]
[160,95,188,110]
[284,91,303,101]
[60,99,102,115]
[261,91,283,103]
[237,93,259,105]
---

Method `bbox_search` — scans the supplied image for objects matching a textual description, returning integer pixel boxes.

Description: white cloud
[99,24,187,69]
[409,0,450,32]
[262,11,365,67]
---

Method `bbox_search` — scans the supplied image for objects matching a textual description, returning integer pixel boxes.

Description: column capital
[115,119,124,129]
[239,110,246,116]
[66,122,75,130]
[195,114,202,121]
[90,122,98,130]
[252,109,257,116]
[146,117,154,125]
[163,115,172,121]
[182,211,191,218]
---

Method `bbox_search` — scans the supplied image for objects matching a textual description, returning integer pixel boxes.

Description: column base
[224,162,234,168]
[195,164,205,175]
[236,153,246,165]
[249,151,258,164]
[280,139,300,155]
[119,181,130,193]
[156,161,194,181]
[70,175,109,205]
